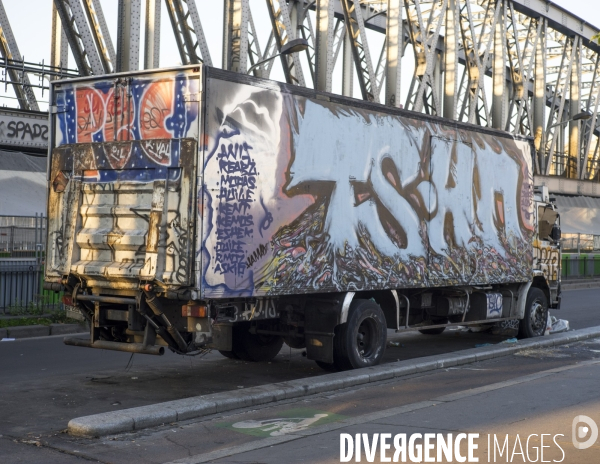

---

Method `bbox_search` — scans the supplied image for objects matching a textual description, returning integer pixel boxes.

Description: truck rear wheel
[233,328,284,362]
[333,299,387,370]
[518,287,548,339]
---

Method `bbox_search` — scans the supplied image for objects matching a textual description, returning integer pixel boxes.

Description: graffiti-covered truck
[44,65,561,370]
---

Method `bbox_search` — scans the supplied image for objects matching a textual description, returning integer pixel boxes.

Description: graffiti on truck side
[215,298,279,322]
[213,140,258,278]
[533,240,560,281]
[201,82,534,298]
[54,74,199,171]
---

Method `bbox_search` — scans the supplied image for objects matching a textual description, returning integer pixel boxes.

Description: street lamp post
[247,38,309,77]
[548,111,592,130]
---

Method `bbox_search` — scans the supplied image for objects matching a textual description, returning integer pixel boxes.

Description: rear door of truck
[45,67,202,292]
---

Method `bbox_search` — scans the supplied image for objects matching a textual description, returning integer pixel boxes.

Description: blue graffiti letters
[214,141,258,277]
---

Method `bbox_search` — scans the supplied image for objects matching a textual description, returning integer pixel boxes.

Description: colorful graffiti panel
[200,78,534,298]
[55,72,200,147]
[198,79,533,296]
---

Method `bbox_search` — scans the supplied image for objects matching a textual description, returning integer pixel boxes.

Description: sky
[1,0,598,110]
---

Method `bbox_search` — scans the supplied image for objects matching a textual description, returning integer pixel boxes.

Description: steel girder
[165,0,212,66]
[144,0,161,69]
[83,0,116,73]
[116,0,141,72]
[40,0,600,182]
[51,2,69,72]
[265,0,306,84]
[53,0,105,76]
[0,0,38,110]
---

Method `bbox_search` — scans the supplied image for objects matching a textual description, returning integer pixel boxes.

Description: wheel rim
[529,299,546,334]
[355,317,378,360]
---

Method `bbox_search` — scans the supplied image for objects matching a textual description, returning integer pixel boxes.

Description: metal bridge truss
[1,0,598,182]
[0,0,40,110]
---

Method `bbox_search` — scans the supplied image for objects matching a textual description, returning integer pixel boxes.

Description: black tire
[333,299,387,371]
[233,327,284,362]
[315,360,338,372]
[518,287,548,339]
[419,327,446,335]
[218,350,239,360]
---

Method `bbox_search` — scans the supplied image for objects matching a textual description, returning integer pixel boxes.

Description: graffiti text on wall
[214,141,257,278]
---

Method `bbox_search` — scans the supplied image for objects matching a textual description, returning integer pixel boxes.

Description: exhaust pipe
[64,337,165,356]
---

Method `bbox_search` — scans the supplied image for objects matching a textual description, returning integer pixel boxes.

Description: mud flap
[209,324,232,351]
[304,299,342,364]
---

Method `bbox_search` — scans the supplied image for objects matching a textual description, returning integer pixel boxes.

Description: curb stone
[7,325,50,339]
[0,323,86,340]
[67,325,600,437]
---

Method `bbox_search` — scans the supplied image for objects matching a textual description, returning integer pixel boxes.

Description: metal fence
[0,262,62,313]
[0,215,61,313]
[0,214,47,258]
[561,255,600,280]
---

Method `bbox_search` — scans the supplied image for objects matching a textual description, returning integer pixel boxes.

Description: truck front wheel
[518,287,548,339]
[333,299,387,370]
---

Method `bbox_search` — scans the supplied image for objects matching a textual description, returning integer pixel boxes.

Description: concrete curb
[67,325,600,437]
[6,324,50,338]
[0,323,85,340]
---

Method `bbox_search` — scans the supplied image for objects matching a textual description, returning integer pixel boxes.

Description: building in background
[0,108,48,216]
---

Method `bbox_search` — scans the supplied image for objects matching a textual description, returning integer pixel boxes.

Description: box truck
[44,65,561,370]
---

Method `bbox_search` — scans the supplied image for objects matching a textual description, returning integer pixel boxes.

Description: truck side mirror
[551,224,561,241]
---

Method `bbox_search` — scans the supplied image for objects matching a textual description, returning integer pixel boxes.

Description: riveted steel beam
[0,0,38,110]
[83,0,115,73]
[116,0,141,72]
[223,0,248,73]
[165,0,212,66]
[340,0,378,101]
[144,0,160,69]
[51,2,69,72]
[315,0,334,92]
[265,0,305,85]
[53,0,104,76]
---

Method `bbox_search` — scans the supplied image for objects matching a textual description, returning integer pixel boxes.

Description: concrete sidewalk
[177,357,600,464]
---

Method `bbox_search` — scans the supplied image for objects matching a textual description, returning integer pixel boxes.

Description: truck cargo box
[46,66,534,298]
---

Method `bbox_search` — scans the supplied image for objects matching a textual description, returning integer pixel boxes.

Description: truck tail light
[62,295,73,306]
[182,304,207,318]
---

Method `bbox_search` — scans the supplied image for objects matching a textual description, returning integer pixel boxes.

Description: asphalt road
[559,287,600,330]
[0,287,598,463]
